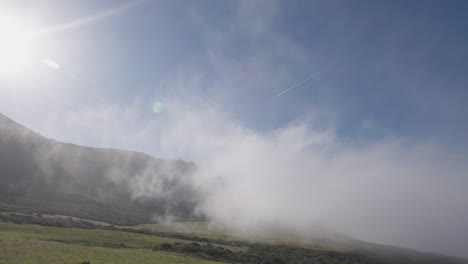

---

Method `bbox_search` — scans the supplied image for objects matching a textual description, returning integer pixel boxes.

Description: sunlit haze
[0,13,35,74]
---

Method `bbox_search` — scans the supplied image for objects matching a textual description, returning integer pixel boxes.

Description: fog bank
[157,102,468,258]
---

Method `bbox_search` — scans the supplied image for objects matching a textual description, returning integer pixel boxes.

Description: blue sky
[2,1,468,257]
[1,0,467,153]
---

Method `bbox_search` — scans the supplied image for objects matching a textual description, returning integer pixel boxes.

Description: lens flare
[42,59,61,69]
[152,101,163,113]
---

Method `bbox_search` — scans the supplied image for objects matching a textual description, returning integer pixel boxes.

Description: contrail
[276,70,323,97]
[32,0,148,37]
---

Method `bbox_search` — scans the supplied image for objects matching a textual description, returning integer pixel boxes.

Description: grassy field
[1,217,467,264]
[0,221,228,264]
[130,221,346,252]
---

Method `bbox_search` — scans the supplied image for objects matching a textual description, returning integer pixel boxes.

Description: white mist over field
[34,100,468,258]
[160,102,468,257]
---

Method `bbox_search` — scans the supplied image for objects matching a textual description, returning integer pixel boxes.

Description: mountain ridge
[0,113,191,164]
[0,112,202,224]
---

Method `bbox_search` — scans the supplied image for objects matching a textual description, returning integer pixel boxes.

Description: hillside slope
[0,113,202,224]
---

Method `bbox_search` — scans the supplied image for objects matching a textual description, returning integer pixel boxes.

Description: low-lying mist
[158,102,468,258]
[39,101,468,258]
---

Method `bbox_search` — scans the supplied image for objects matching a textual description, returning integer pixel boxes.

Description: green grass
[1,220,466,264]
[130,221,235,239]
[0,221,228,264]
[0,212,110,226]
[130,221,342,251]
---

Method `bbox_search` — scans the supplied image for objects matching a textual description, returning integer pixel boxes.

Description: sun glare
[0,14,36,74]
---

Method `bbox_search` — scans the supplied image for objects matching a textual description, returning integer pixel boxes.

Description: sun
[0,14,36,74]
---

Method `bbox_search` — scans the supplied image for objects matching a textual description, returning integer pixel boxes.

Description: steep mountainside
[0,113,201,224]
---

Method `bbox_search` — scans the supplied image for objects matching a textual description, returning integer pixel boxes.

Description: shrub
[160,243,172,250]
[182,244,202,253]
[260,256,285,264]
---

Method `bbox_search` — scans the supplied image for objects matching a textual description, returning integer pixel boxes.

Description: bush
[206,247,225,258]
[260,256,285,264]
[182,244,203,253]
[160,243,172,250]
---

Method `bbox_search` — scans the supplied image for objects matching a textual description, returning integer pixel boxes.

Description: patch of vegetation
[1,215,467,264]
[0,221,227,264]
[0,212,248,250]
[0,195,155,225]
[153,241,363,264]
